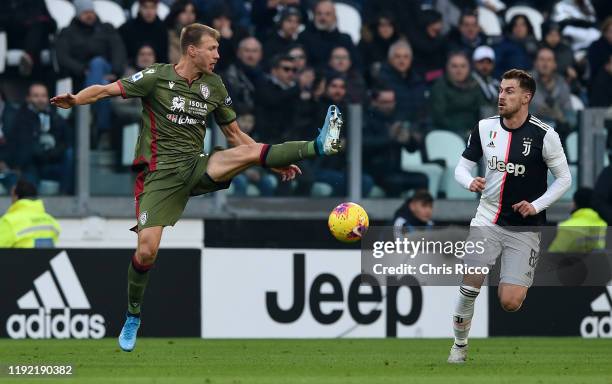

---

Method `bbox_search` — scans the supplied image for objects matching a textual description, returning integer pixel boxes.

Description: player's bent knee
[136,243,159,265]
[500,296,524,312]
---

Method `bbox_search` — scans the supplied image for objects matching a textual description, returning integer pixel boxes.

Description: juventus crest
[522,137,532,156]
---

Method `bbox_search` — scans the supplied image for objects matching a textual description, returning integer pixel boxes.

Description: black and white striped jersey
[462,114,567,226]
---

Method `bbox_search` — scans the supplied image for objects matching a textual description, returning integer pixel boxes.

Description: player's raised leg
[207,105,342,182]
[448,273,486,363]
[119,226,163,352]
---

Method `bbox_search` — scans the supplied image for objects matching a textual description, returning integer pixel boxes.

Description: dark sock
[127,256,151,316]
[261,141,317,168]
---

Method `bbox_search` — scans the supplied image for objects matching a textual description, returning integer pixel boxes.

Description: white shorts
[462,215,540,287]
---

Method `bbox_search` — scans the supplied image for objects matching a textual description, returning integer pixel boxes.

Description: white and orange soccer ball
[328,202,369,243]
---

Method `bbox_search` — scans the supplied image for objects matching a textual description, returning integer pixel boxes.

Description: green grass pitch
[0,338,611,383]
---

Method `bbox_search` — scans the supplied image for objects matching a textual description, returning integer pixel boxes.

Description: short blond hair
[180,23,220,53]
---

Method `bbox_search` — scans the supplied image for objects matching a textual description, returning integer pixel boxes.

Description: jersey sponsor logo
[145,68,156,74]
[580,287,612,338]
[170,96,186,112]
[522,137,532,156]
[200,84,210,99]
[187,100,208,116]
[189,100,208,109]
[167,114,198,125]
[139,211,148,225]
[131,71,143,82]
[5,251,106,339]
[224,96,232,106]
[178,116,197,125]
[487,156,526,176]
[168,81,175,89]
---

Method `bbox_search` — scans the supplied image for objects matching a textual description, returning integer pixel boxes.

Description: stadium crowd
[0,0,610,197]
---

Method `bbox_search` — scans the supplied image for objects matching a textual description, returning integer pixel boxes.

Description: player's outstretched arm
[50,82,122,109]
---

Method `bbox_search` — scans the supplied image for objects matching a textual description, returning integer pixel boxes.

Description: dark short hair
[14,179,38,200]
[506,14,535,37]
[447,50,470,64]
[180,23,220,53]
[270,53,294,69]
[459,10,478,25]
[573,187,593,209]
[326,74,346,87]
[536,46,555,59]
[410,190,434,205]
[28,82,47,95]
[501,69,536,100]
[371,87,394,100]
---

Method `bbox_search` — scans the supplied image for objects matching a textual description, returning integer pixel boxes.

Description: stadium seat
[1,25,52,72]
[557,131,578,201]
[94,0,127,28]
[0,32,6,74]
[566,131,578,163]
[311,182,333,197]
[334,2,361,45]
[122,123,139,166]
[1,0,74,75]
[131,1,169,20]
[570,94,585,111]
[46,0,76,31]
[478,6,502,36]
[39,180,60,195]
[400,148,443,198]
[504,6,543,40]
[425,130,475,199]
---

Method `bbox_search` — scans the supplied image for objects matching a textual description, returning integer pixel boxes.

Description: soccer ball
[328,202,369,242]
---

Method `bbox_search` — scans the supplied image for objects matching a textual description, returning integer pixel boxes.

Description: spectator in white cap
[471,46,499,106]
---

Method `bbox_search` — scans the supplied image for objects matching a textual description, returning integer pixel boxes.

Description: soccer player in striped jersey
[448,69,572,363]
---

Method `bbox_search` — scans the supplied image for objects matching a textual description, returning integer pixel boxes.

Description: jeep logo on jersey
[487,156,526,176]
[170,96,186,112]
[5,251,106,339]
[200,84,210,99]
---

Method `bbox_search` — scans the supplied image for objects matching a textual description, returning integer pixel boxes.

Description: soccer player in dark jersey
[447,69,572,363]
[51,24,343,352]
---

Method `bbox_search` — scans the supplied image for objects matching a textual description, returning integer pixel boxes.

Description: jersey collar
[500,113,531,132]
[172,65,204,87]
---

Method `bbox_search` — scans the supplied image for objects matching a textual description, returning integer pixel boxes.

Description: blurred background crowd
[0,0,610,198]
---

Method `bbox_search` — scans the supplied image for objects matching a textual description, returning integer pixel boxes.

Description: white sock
[452,285,480,346]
